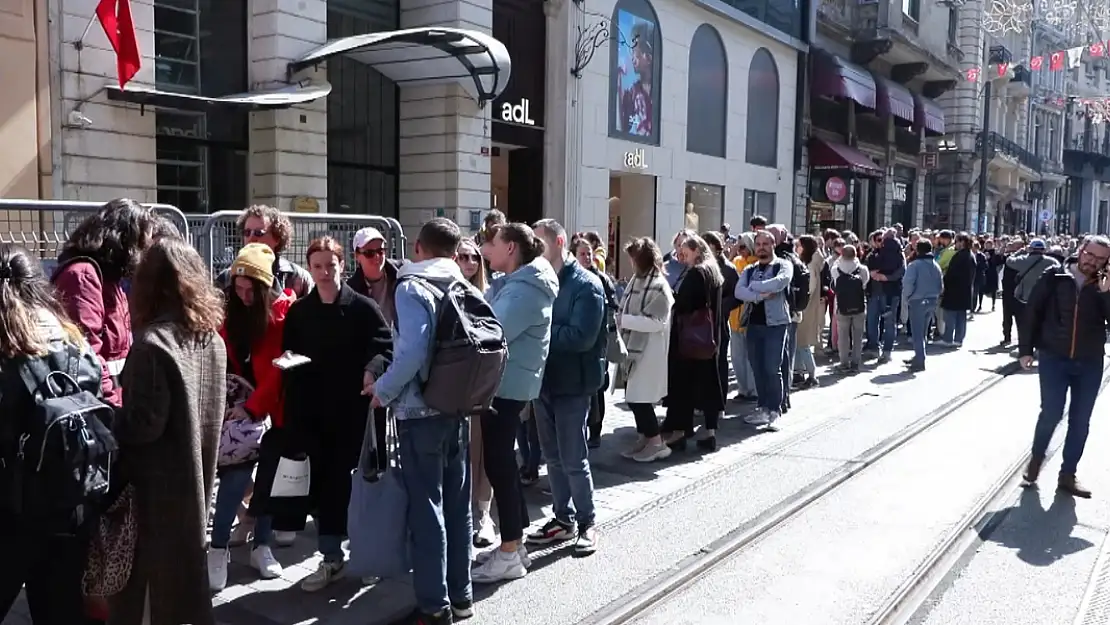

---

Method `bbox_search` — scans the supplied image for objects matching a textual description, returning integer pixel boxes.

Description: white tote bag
[270,456,311,498]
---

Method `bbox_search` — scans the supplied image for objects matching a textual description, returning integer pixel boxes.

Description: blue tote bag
[347,408,411,579]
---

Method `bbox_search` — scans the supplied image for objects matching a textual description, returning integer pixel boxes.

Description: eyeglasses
[458,253,480,262]
[358,248,386,258]
[243,228,268,238]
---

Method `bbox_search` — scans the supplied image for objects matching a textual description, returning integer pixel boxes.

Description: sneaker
[400,608,453,624]
[876,353,891,364]
[621,437,648,459]
[574,525,598,556]
[300,560,345,592]
[519,469,539,487]
[525,518,575,545]
[632,442,672,463]
[473,515,496,548]
[207,547,229,591]
[475,544,532,568]
[452,600,475,620]
[472,548,528,583]
[273,530,297,547]
[766,410,782,425]
[228,522,253,547]
[744,409,770,426]
[250,545,283,580]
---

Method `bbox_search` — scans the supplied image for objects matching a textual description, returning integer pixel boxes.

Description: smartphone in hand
[273,351,312,371]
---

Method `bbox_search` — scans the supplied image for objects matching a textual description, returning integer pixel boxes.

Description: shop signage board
[893,182,908,203]
[825,177,847,203]
[1040,209,1054,222]
[500,98,536,126]
[624,149,648,169]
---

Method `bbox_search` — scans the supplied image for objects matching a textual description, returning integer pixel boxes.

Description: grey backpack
[403,276,508,416]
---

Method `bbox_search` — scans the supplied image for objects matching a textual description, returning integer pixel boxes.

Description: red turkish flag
[96,0,141,89]
[1091,42,1105,57]
[966,67,981,81]
[1050,51,1065,71]
[997,62,1010,77]
[1030,56,1044,70]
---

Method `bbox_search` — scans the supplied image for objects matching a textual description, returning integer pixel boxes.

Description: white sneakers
[472,547,529,583]
[208,545,284,592]
[474,514,497,547]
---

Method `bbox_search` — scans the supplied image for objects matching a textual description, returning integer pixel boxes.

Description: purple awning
[809,138,884,178]
[913,94,946,136]
[810,49,876,110]
[872,74,915,126]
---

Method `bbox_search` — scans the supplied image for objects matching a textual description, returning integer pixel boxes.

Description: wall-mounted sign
[1040,209,1054,222]
[291,196,319,213]
[624,148,648,169]
[825,177,847,203]
[893,182,908,203]
[500,98,536,126]
[922,152,939,170]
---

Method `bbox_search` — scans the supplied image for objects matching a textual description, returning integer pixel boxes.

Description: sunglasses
[243,228,268,237]
[458,253,480,262]
[358,248,386,258]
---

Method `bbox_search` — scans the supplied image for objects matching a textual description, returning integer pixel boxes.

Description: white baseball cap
[352,227,386,250]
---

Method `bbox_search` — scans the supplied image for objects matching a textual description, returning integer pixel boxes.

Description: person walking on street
[1020,235,1110,499]
[829,244,869,372]
[901,239,943,372]
[1006,238,1060,348]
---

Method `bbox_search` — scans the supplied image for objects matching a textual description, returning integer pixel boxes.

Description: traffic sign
[1039,209,1053,222]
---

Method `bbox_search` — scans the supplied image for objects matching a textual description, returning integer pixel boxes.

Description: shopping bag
[347,408,411,579]
[271,456,311,498]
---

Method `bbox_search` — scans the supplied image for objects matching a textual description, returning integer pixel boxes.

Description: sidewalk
[1,309,1017,625]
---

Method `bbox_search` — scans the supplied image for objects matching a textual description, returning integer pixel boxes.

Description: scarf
[618,269,671,359]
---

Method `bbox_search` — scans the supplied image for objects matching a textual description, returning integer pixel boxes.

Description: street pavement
[0,308,1049,624]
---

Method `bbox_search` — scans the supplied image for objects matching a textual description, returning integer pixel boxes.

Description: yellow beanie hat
[230,243,276,288]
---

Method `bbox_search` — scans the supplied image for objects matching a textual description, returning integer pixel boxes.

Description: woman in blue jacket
[472,222,559,584]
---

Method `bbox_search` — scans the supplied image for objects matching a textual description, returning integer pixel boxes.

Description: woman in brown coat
[109,238,227,625]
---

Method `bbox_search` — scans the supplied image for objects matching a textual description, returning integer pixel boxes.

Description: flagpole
[75,12,98,50]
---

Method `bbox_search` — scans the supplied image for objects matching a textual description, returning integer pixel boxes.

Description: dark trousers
[629,402,660,438]
[717,329,731,403]
[1001,294,1016,341]
[588,372,610,439]
[0,530,86,624]
[481,398,528,543]
[1013,301,1027,346]
[780,322,798,411]
[1031,352,1103,475]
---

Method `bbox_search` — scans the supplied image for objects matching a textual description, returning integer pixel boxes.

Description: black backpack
[834,267,867,315]
[403,276,508,416]
[782,252,812,313]
[3,344,117,525]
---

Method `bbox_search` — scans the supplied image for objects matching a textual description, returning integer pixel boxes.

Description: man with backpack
[367,218,508,625]
[830,244,869,371]
[1006,239,1060,349]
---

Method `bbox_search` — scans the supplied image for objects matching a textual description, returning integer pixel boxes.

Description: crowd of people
[0,199,1108,625]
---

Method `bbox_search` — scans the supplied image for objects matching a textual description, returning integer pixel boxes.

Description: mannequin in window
[684,202,700,233]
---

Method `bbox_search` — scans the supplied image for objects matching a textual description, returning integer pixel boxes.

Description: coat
[617,271,673,404]
[666,265,725,413]
[486,257,560,401]
[271,284,393,535]
[219,289,295,427]
[52,258,132,406]
[796,252,826,349]
[941,248,977,312]
[542,258,607,397]
[109,324,227,625]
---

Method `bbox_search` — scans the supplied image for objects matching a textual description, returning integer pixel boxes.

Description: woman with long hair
[0,244,102,624]
[457,238,488,291]
[207,244,296,590]
[660,234,725,451]
[615,237,674,463]
[793,234,824,388]
[108,238,227,625]
[53,198,157,407]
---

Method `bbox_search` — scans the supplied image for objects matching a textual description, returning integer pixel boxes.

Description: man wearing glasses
[217,204,314,299]
[349,226,405,326]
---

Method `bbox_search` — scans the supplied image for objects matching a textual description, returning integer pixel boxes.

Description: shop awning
[913,94,945,136]
[810,49,876,110]
[872,74,915,126]
[288,27,511,105]
[809,138,885,178]
[105,82,332,112]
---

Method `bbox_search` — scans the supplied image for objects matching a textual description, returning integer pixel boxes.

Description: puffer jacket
[486,257,560,401]
[1021,258,1110,361]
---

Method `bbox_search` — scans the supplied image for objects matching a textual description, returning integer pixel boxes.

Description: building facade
[1058,39,1110,235]
[0,0,51,199]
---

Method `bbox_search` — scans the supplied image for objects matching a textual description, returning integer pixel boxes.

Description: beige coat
[618,272,674,404]
[109,324,226,625]
[796,251,827,349]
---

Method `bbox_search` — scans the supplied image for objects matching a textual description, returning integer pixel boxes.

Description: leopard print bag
[83,483,138,597]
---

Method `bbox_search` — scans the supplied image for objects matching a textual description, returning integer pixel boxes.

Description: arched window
[686,24,728,157]
[608,0,662,145]
[745,48,779,168]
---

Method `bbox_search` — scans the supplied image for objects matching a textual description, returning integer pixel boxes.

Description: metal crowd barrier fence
[0,200,189,273]
[195,211,406,278]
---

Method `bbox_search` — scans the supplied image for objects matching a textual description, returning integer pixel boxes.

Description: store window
[686,25,727,158]
[685,182,723,232]
[745,49,779,168]
[153,0,249,213]
[327,1,400,216]
[720,0,801,39]
[890,166,916,228]
[743,189,776,225]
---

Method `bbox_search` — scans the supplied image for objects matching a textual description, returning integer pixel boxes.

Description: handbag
[347,408,411,579]
[676,272,718,360]
[219,374,270,467]
[83,484,137,597]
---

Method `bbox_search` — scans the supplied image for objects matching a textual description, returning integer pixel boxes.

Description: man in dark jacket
[1020,235,1110,498]
[866,228,907,363]
[526,219,605,557]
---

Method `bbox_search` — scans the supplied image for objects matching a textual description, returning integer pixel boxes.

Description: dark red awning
[913,94,945,136]
[809,138,884,178]
[810,49,876,110]
[872,74,915,126]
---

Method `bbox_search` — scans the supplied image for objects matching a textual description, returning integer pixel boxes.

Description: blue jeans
[517,412,542,474]
[942,308,967,344]
[211,466,272,549]
[1031,352,1104,475]
[533,391,595,528]
[907,298,937,365]
[866,294,897,353]
[397,415,472,614]
[746,323,788,413]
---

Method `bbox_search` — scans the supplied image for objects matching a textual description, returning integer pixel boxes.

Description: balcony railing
[977,131,1043,172]
[816,0,852,30]
[1066,133,1110,157]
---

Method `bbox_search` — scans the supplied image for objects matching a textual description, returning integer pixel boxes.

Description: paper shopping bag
[270,456,311,498]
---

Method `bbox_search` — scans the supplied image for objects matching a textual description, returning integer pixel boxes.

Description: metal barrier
[0,199,189,262]
[195,211,407,278]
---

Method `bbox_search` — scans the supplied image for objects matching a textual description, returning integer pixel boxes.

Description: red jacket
[53,260,132,407]
[220,289,295,428]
